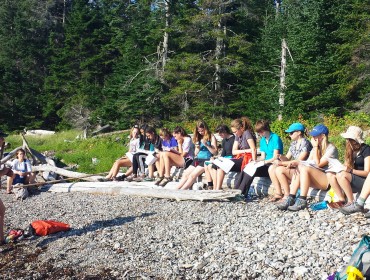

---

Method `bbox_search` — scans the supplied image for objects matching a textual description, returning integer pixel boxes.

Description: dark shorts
[13,175,25,185]
[184,158,193,169]
[351,174,367,193]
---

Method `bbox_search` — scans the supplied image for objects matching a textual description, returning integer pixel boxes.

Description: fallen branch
[31,165,103,182]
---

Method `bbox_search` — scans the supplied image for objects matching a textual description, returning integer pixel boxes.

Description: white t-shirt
[12,159,32,173]
[129,138,140,153]
[182,137,194,159]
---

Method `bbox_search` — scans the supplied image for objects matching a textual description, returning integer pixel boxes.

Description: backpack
[335,235,370,279]
[30,220,70,236]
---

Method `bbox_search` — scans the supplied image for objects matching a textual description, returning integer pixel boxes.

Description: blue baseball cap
[285,123,305,133]
[310,124,329,137]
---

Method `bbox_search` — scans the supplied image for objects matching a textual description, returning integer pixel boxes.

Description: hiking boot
[288,198,307,211]
[339,202,364,215]
[276,196,295,210]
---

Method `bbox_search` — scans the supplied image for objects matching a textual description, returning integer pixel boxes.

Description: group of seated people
[104,118,370,216]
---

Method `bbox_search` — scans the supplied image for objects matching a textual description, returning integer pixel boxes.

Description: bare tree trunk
[278,38,287,120]
[213,12,224,118]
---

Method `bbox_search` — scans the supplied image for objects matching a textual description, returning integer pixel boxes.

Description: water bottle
[310,201,328,211]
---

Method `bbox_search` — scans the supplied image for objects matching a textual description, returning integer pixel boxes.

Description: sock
[299,196,307,200]
[289,194,296,199]
[357,197,366,207]
[208,182,213,187]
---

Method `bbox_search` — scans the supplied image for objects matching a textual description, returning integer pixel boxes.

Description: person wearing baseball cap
[327,126,370,215]
[273,122,312,209]
[282,124,338,211]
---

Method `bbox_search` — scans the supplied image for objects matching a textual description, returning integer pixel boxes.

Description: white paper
[145,153,157,166]
[213,157,235,173]
[326,158,345,173]
[299,160,324,171]
[243,161,264,176]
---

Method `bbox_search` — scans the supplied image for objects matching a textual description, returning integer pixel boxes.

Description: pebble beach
[1,188,370,279]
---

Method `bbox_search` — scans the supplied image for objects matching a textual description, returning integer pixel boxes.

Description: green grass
[6,130,131,174]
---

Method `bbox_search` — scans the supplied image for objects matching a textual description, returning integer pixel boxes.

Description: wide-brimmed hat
[310,124,329,137]
[340,126,364,144]
[285,122,305,133]
[0,131,8,137]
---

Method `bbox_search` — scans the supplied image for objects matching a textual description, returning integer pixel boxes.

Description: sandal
[269,194,283,202]
[154,177,164,186]
[159,177,172,187]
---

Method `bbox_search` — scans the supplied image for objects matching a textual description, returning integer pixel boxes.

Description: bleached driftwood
[31,165,102,182]
[47,182,242,201]
[25,130,55,136]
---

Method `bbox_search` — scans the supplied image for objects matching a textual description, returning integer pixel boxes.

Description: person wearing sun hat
[282,124,338,211]
[271,122,312,209]
[326,126,370,215]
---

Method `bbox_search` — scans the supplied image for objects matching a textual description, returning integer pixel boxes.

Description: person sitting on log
[155,126,194,187]
[268,122,312,203]
[204,124,235,190]
[105,125,141,181]
[149,128,178,182]
[277,124,338,211]
[6,148,35,194]
[175,120,218,190]
[235,119,283,200]
[326,126,370,214]
[126,126,162,182]
[210,118,257,191]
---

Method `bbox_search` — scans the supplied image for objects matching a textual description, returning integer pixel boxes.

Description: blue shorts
[13,175,25,185]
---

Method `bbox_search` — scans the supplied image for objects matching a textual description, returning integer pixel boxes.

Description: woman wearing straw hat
[327,126,370,215]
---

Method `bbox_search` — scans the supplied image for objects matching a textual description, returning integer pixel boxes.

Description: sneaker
[364,211,370,218]
[154,177,164,186]
[276,196,295,210]
[98,178,109,182]
[288,198,307,211]
[159,177,172,187]
[339,202,364,215]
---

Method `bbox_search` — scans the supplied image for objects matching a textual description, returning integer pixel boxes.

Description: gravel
[1,189,370,279]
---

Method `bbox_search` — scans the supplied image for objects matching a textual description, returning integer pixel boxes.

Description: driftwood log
[31,165,103,182]
[48,182,242,201]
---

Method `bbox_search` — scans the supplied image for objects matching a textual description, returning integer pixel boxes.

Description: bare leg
[336,171,354,202]
[6,175,14,193]
[180,166,205,190]
[359,175,370,200]
[299,165,328,196]
[275,166,295,197]
[326,172,346,201]
[0,199,5,244]
[175,166,195,189]
[163,153,184,178]
[106,158,131,179]
[204,165,212,184]
[268,165,282,197]
[215,169,226,190]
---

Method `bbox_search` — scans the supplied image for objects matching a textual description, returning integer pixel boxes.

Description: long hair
[192,120,212,143]
[317,134,330,159]
[129,127,141,139]
[159,128,172,140]
[173,126,187,137]
[16,148,26,161]
[344,139,362,168]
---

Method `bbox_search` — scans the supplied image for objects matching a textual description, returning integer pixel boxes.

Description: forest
[0,0,369,132]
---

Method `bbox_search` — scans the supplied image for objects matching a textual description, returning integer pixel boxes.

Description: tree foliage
[0,0,368,131]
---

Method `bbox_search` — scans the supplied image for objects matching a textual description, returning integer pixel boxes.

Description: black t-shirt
[354,144,370,172]
[221,135,235,157]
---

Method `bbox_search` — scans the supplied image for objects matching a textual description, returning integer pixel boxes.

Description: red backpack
[31,220,70,236]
